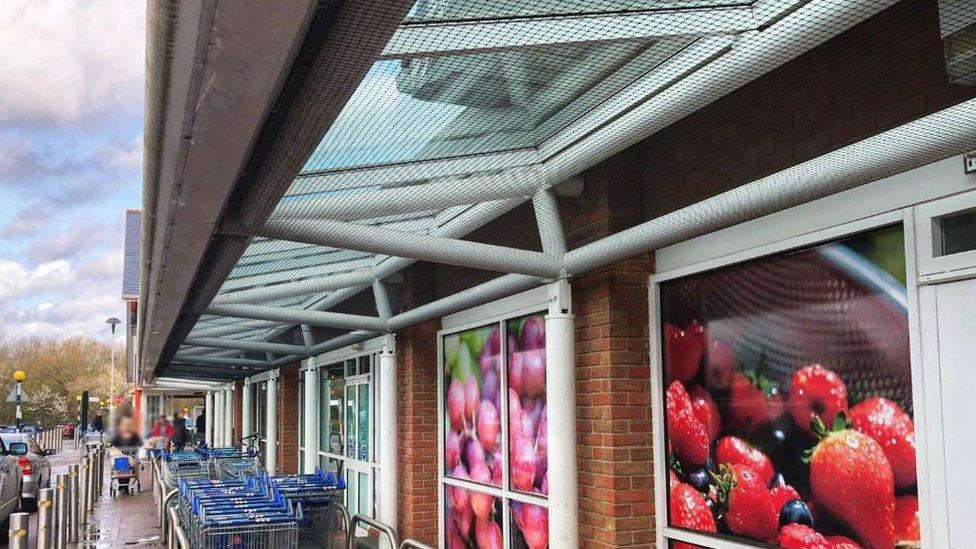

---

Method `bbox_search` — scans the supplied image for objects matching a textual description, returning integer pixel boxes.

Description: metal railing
[348,515,399,549]
[167,506,190,549]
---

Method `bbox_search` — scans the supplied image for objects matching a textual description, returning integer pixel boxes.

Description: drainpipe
[266,374,278,474]
[545,280,578,547]
[302,363,320,474]
[378,334,398,527]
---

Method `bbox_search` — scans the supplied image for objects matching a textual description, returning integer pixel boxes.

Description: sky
[0,1,144,342]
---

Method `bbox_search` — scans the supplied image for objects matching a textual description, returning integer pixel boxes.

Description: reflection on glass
[359,355,371,376]
[443,324,502,487]
[511,501,549,549]
[507,314,547,495]
[443,485,503,548]
[406,0,746,22]
[661,225,917,549]
[346,388,357,459]
[297,39,678,174]
[321,362,345,454]
[358,384,370,461]
[359,472,369,518]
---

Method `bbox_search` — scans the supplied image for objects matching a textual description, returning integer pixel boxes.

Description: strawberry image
[665,324,704,382]
[778,524,832,549]
[670,481,717,544]
[893,495,920,545]
[667,381,710,466]
[705,339,736,391]
[727,371,782,433]
[849,397,916,489]
[689,385,721,439]
[715,436,774,486]
[714,464,779,543]
[826,536,863,549]
[788,364,848,434]
[769,483,801,512]
[806,413,894,549]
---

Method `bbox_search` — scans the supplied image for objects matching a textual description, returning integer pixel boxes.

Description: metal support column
[242,382,252,441]
[545,279,579,548]
[37,488,53,549]
[265,374,278,474]
[378,334,398,527]
[204,392,214,446]
[223,386,233,445]
[213,390,224,447]
[302,363,320,474]
[67,464,78,542]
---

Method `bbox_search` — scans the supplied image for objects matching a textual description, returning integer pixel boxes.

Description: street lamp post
[105,318,121,415]
[12,370,26,431]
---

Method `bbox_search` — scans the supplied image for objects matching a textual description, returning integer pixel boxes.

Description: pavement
[25,438,163,548]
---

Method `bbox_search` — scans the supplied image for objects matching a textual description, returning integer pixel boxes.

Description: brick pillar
[276,363,301,475]
[396,320,440,544]
[575,256,655,547]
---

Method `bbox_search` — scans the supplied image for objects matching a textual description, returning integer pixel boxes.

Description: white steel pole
[214,390,224,447]
[265,375,278,474]
[204,392,214,446]
[545,280,579,548]
[242,382,252,441]
[223,387,233,446]
[378,335,398,527]
[302,365,320,474]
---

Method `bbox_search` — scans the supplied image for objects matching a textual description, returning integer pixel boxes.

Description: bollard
[97,448,104,495]
[8,512,28,549]
[87,455,96,513]
[37,488,54,549]
[67,464,79,542]
[55,473,68,549]
[79,458,89,531]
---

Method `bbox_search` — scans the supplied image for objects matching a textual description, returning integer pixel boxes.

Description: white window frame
[437,286,550,548]
[649,155,976,549]
[305,336,389,518]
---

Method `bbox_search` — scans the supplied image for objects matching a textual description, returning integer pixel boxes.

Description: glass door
[344,373,373,518]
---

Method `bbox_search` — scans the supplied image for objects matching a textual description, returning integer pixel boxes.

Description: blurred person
[109,417,143,489]
[171,413,188,452]
[92,413,104,433]
[195,411,206,443]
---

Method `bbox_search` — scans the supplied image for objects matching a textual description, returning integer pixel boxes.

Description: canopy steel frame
[380,4,756,61]
[183,337,308,355]
[205,302,388,331]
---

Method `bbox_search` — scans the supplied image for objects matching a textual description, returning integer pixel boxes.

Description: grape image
[508,314,548,498]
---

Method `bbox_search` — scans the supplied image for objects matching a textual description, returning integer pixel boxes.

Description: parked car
[60,423,75,438]
[0,436,21,537]
[1,433,53,512]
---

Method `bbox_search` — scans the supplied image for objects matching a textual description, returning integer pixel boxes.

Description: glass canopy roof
[173,0,898,369]
[404,0,752,22]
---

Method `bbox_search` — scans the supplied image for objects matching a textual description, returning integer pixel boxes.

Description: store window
[658,225,918,548]
[441,312,549,548]
[317,352,381,518]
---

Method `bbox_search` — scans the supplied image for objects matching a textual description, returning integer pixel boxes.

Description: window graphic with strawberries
[443,314,549,549]
[660,225,920,549]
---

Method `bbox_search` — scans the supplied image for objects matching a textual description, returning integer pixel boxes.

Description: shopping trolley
[199,445,261,480]
[162,450,209,489]
[263,470,347,546]
[179,477,300,548]
[109,449,141,497]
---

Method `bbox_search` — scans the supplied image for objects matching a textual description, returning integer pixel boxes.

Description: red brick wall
[624,0,974,223]
[276,363,301,475]
[395,320,440,544]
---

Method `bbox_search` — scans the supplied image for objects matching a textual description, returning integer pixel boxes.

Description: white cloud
[0,1,145,125]
[0,259,75,301]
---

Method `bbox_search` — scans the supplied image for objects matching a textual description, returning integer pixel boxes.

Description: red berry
[508,388,523,445]
[850,397,916,489]
[788,364,848,434]
[475,518,503,549]
[808,417,894,549]
[893,495,920,544]
[689,385,721,440]
[770,484,801,512]
[717,464,778,543]
[476,400,500,453]
[705,339,735,391]
[463,377,480,423]
[727,373,779,432]
[519,503,549,549]
[511,435,537,491]
[665,324,704,382]
[778,524,832,549]
[670,481,717,535]
[827,535,864,549]
[446,430,461,469]
[716,436,774,487]
[448,379,465,430]
[469,464,494,518]
[521,349,546,398]
[666,381,710,466]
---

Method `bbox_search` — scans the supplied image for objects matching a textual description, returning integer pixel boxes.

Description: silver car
[0,436,21,537]
[1,433,53,511]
